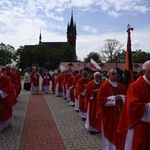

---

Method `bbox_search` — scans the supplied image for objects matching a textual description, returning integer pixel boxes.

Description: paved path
[0,85,102,150]
[19,92,65,150]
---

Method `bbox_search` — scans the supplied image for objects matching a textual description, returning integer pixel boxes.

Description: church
[23,11,77,69]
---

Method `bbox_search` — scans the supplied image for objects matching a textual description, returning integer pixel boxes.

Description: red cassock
[67,75,75,102]
[61,73,66,94]
[15,71,22,96]
[97,80,127,149]
[3,71,18,105]
[85,80,102,132]
[76,77,91,112]
[64,72,71,90]
[73,73,82,100]
[118,76,150,150]
[30,71,39,86]
[52,74,57,93]
[42,72,51,86]
[11,71,21,97]
[0,74,13,122]
[56,73,63,92]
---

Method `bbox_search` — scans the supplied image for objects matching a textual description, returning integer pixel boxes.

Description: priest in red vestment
[3,65,18,123]
[30,66,40,94]
[118,60,150,150]
[97,68,127,150]
[55,70,63,97]
[64,68,72,101]
[76,70,91,121]
[0,68,13,131]
[11,66,22,97]
[42,69,51,94]
[51,71,57,94]
[62,70,67,99]
[67,71,77,106]
[85,72,102,134]
[73,68,82,112]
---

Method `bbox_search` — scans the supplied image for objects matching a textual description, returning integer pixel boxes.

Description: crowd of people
[1,60,150,150]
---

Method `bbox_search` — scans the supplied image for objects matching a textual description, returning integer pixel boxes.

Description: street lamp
[115,55,118,68]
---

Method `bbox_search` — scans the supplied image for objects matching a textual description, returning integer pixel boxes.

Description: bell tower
[67,11,77,61]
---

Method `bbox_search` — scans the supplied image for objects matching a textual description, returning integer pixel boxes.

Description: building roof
[24,42,67,50]
[41,42,67,49]
[0,65,6,69]
[59,62,143,73]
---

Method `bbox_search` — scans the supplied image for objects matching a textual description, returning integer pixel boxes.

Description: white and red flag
[60,65,66,72]
[90,58,101,70]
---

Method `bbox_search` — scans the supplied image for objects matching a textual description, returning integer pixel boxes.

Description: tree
[17,44,50,70]
[14,46,24,68]
[0,42,15,65]
[18,46,34,69]
[61,43,76,62]
[32,44,49,66]
[100,39,124,62]
[16,42,76,71]
[83,52,101,63]
[47,43,77,70]
[132,50,150,63]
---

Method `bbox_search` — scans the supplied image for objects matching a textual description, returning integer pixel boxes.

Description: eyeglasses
[112,73,117,75]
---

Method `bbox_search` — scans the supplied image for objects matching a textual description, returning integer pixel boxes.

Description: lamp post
[115,55,118,68]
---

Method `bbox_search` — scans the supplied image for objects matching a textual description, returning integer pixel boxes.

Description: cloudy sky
[0,0,150,61]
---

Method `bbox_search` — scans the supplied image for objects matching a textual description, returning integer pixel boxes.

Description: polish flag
[60,65,66,72]
[90,58,101,70]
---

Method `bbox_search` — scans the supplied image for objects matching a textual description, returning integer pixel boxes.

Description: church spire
[70,10,74,27]
[67,10,77,61]
[39,30,42,44]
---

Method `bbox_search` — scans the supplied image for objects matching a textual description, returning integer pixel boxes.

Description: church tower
[67,11,77,61]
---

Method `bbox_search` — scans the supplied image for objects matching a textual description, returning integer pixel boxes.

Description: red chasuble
[0,74,12,122]
[52,74,57,93]
[3,71,18,105]
[73,73,82,100]
[56,73,63,92]
[76,77,91,112]
[30,71,39,86]
[118,76,150,150]
[85,80,102,131]
[97,80,127,149]
[42,72,51,86]
[67,75,75,102]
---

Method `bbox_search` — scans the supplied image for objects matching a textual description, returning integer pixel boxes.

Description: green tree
[61,43,76,62]
[132,50,150,63]
[48,43,76,70]
[32,44,49,66]
[83,52,101,63]
[15,42,77,70]
[16,46,34,69]
[0,42,15,65]
[14,46,24,68]
[101,39,124,62]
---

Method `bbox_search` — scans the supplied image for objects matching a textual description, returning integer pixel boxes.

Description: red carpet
[19,92,65,150]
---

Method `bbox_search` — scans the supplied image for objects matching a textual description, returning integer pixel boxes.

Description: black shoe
[90,131,99,134]
[81,118,86,121]
[75,110,79,112]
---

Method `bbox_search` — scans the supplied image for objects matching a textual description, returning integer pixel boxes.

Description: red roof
[59,62,142,72]
[0,65,5,69]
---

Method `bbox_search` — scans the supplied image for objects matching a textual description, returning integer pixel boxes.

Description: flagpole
[124,24,134,87]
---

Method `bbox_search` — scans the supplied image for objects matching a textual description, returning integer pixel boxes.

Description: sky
[0,0,150,61]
